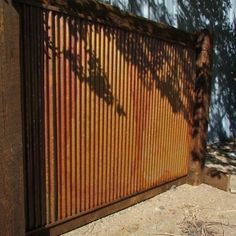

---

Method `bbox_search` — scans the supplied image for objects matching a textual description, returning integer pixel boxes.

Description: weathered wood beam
[14,0,196,48]
[188,29,213,186]
[0,1,25,235]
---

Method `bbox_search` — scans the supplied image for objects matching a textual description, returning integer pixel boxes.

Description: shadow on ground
[205,139,236,174]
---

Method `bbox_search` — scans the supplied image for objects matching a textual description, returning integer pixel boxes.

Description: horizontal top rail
[14,0,196,48]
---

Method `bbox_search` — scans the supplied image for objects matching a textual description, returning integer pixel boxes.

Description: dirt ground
[63,141,236,236]
[63,183,236,236]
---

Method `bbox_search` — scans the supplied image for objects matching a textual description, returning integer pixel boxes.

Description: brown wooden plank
[26,176,187,236]
[0,1,25,235]
[188,30,213,186]
[14,0,196,49]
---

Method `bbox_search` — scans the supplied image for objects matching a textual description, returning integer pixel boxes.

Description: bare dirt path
[63,184,236,236]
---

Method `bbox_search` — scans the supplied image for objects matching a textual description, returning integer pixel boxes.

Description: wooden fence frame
[0,0,25,235]
[0,0,213,235]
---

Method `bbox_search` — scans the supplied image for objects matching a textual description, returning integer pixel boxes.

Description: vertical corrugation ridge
[33,7,40,227]
[134,32,139,192]
[126,31,131,196]
[38,7,46,226]
[89,22,95,210]
[44,9,50,225]
[113,28,118,198]
[69,15,73,217]
[93,22,98,208]
[60,14,66,219]
[166,41,172,181]
[120,30,125,198]
[80,18,85,213]
[134,32,140,193]
[52,11,58,221]
[171,44,177,177]
[123,30,128,197]
[24,6,33,229]
[101,25,106,204]
[87,21,92,210]
[138,34,144,191]
[30,6,36,227]
[75,17,81,215]
[166,42,172,181]
[73,17,78,216]
[147,36,153,187]
[177,45,183,177]
[104,25,109,204]
[153,40,159,185]
[104,25,110,203]
[98,24,103,206]
[147,37,154,187]
[70,17,75,217]
[151,38,157,186]
[159,40,165,184]
[85,20,90,211]
[111,27,115,200]
[108,26,113,203]
[55,12,61,221]
[129,31,135,194]
[116,28,121,199]
[143,35,150,189]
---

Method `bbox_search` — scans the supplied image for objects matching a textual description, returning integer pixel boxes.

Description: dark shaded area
[20,6,47,231]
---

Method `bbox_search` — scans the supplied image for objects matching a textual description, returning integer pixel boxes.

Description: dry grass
[179,213,236,236]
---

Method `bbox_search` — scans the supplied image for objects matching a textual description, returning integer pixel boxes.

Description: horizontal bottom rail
[27,176,187,236]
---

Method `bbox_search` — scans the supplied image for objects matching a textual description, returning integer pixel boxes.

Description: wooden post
[0,1,25,235]
[188,29,213,186]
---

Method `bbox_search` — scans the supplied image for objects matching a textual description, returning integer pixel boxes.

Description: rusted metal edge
[202,167,231,192]
[13,0,196,49]
[26,176,187,236]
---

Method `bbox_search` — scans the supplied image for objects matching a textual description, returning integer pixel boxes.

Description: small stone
[159,206,165,210]
[170,185,177,191]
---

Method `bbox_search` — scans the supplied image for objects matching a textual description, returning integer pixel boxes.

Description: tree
[177,0,236,141]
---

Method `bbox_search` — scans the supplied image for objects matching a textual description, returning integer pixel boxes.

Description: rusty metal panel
[21,4,195,233]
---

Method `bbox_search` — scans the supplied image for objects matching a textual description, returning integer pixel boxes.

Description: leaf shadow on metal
[44,13,126,116]
[41,0,196,123]
[113,25,194,124]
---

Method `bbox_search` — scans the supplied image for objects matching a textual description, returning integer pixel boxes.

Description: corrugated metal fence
[19,0,195,234]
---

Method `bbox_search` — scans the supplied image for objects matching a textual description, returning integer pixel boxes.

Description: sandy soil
[63,183,236,236]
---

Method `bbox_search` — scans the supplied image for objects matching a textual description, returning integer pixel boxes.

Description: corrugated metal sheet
[21,4,195,232]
